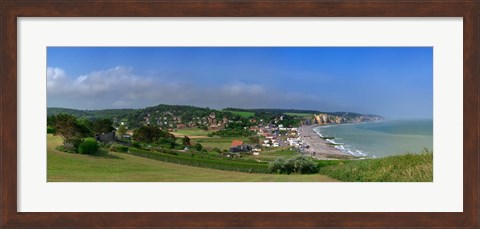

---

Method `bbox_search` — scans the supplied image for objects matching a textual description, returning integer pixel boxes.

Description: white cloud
[47,66,335,110]
[46,67,66,89]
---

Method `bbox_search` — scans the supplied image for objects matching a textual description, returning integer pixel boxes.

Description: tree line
[132,126,203,151]
[48,113,205,154]
[48,114,114,154]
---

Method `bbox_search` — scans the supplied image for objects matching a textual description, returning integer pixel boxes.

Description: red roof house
[231,140,244,148]
[230,140,251,153]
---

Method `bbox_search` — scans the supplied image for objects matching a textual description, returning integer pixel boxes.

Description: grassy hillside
[47,134,337,182]
[319,152,433,182]
[47,107,136,119]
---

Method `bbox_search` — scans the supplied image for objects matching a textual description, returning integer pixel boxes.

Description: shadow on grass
[91,149,124,159]
[55,145,123,159]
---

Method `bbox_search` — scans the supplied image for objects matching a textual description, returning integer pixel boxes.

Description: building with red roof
[229,140,251,153]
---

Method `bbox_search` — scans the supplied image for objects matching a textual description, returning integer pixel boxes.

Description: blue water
[313,119,433,158]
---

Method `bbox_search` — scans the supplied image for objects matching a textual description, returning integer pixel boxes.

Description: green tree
[193,143,203,151]
[47,115,56,127]
[133,126,175,144]
[248,136,260,144]
[52,114,90,150]
[117,125,127,138]
[133,126,162,143]
[182,136,191,146]
[268,156,319,174]
[91,118,114,135]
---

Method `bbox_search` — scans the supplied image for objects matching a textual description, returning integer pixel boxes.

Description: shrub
[47,126,56,134]
[131,142,141,149]
[55,145,76,153]
[78,138,98,154]
[109,145,128,153]
[289,156,320,174]
[155,148,178,155]
[268,155,319,174]
[269,157,288,174]
[193,143,203,151]
[63,138,83,152]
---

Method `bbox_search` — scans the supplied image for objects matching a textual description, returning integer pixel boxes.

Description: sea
[313,119,433,158]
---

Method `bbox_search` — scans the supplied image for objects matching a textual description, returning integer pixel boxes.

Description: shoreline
[298,125,350,159]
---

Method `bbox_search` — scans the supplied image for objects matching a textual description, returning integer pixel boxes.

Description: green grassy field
[171,128,213,136]
[319,151,433,182]
[250,148,298,161]
[47,134,337,182]
[224,110,255,118]
[123,147,270,173]
[192,136,252,151]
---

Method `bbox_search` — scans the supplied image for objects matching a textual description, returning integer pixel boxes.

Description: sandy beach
[298,125,349,159]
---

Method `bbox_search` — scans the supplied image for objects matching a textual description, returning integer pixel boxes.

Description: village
[48,104,382,164]
[228,124,305,155]
[111,110,312,158]
[89,105,386,161]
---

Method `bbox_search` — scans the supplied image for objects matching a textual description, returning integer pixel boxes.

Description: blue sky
[47,47,433,118]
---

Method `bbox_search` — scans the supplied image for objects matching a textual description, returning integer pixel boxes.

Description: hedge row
[268,156,319,174]
[118,147,270,173]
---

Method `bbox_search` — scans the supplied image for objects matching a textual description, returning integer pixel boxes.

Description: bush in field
[268,155,319,174]
[109,145,128,153]
[78,138,98,154]
[131,142,141,149]
[193,143,203,151]
[289,156,320,174]
[212,148,222,154]
[268,157,288,174]
[55,145,77,154]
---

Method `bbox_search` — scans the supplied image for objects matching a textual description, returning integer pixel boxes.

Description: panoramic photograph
[47,47,433,182]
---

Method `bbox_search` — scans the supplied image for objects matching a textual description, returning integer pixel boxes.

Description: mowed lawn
[250,148,298,161]
[47,135,337,182]
[172,128,253,151]
[170,128,213,137]
[192,136,252,151]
